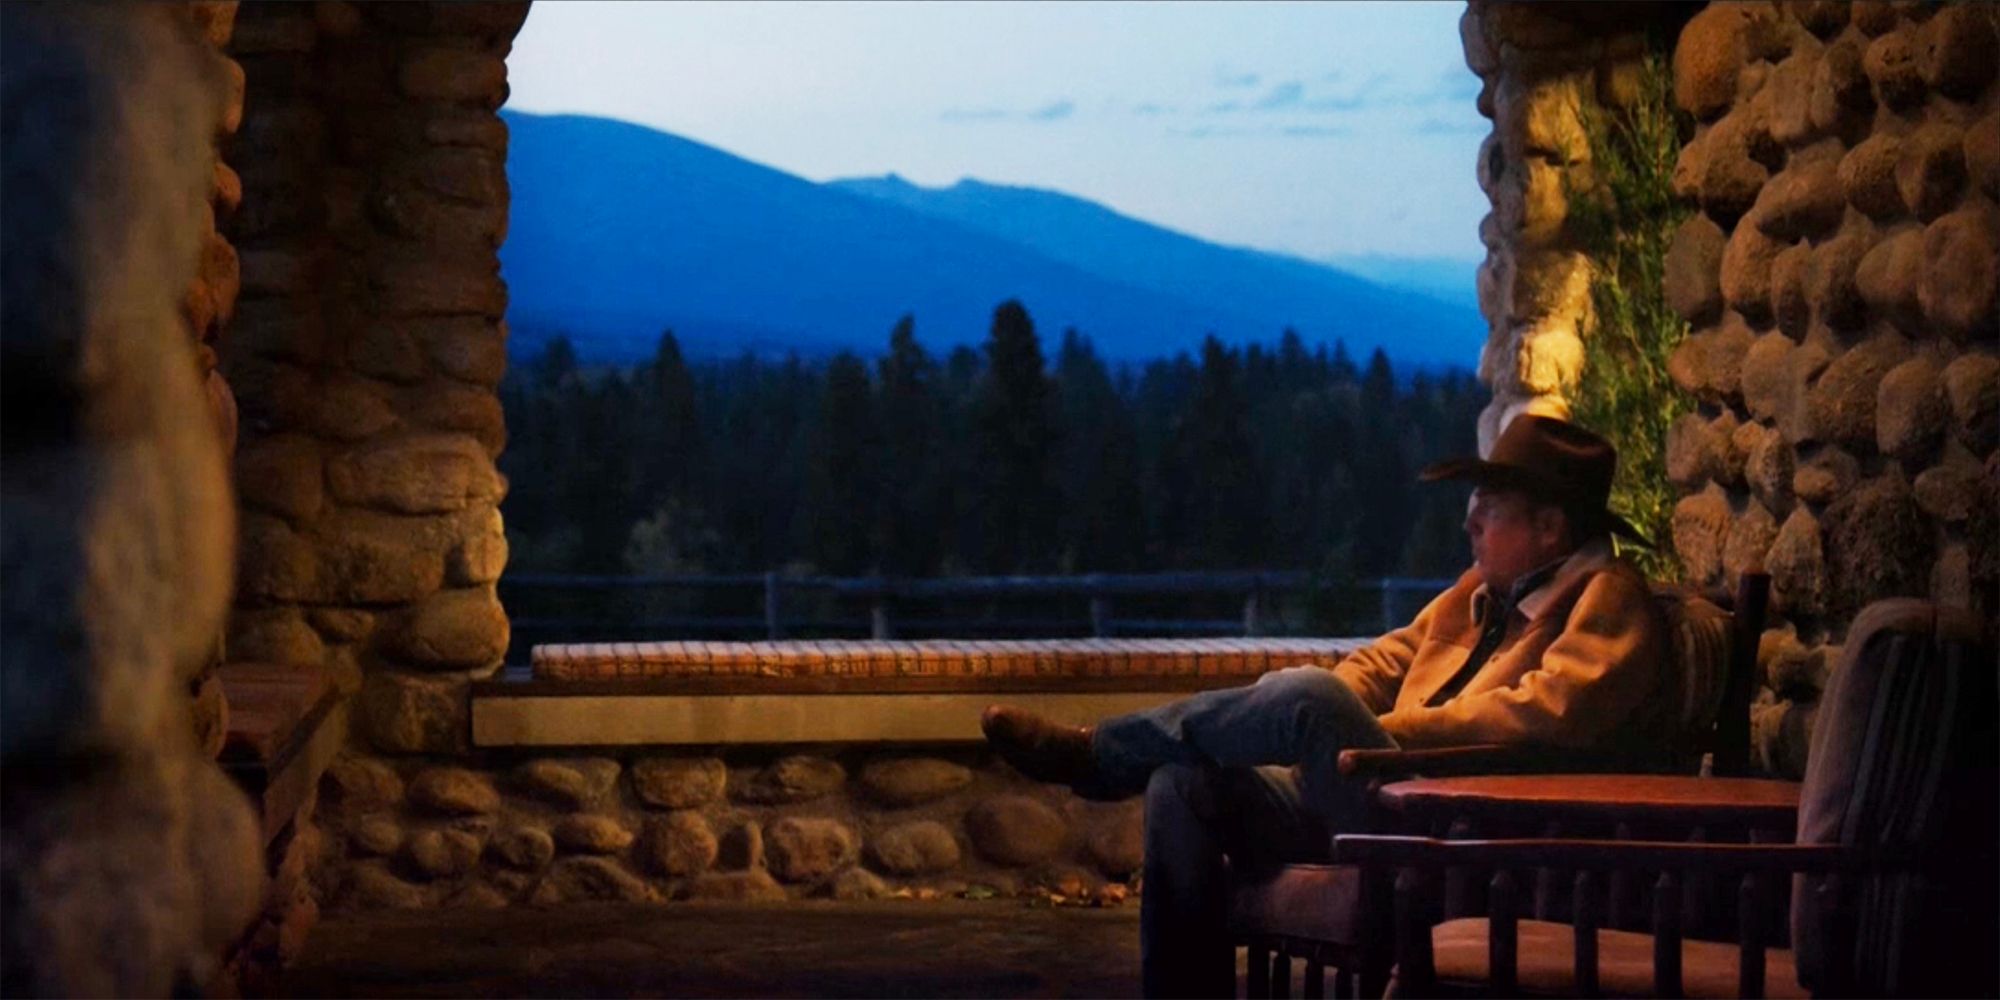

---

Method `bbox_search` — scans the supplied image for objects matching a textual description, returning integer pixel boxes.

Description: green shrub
[1565,53,1694,581]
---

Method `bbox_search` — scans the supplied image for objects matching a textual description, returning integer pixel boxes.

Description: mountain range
[499,110,1485,368]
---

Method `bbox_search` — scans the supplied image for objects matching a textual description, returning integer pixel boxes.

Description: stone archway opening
[210,0,1999,909]
[141,0,2000,975]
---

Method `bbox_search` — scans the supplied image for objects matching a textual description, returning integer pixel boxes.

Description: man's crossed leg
[983,666,1396,997]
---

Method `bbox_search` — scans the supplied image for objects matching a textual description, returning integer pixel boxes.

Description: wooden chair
[1229,573,1771,998]
[1332,598,1997,998]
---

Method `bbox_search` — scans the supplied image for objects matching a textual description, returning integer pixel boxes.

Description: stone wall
[1662,1,1998,775]
[314,747,1141,911]
[223,1,524,755]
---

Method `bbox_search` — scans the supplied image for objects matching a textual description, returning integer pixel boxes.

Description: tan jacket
[1333,540,1672,753]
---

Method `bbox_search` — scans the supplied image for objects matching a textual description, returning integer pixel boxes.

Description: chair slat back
[1710,571,1770,777]
[1655,571,1770,776]
[1792,600,1996,997]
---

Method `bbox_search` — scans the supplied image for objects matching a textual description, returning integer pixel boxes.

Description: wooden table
[1379,774,1803,831]
[1376,775,1806,938]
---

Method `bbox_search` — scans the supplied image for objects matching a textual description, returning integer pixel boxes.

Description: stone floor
[281,900,1149,998]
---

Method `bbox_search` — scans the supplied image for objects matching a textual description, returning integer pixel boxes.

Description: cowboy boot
[980,705,1099,790]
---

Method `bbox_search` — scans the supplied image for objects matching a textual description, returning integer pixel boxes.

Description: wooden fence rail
[498,571,1455,643]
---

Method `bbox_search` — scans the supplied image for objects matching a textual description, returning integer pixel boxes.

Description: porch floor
[281,899,1152,998]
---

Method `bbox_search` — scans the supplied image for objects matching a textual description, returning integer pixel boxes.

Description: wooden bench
[218,662,344,846]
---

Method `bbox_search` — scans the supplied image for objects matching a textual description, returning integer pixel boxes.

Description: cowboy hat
[1419,414,1650,546]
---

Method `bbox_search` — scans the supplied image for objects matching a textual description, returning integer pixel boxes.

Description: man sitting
[981,415,1670,998]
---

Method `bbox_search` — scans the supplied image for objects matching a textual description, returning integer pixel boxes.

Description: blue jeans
[1090,666,1398,998]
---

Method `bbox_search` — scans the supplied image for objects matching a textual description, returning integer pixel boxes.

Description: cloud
[1253,80,1305,111]
[1302,72,1393,112]
[939,98,1075,124]
[1215,68,1261,89]
[1171,124,1351,140]
[1297,69,1482,114]
[1150,66,1484,128]
[1028,99,1075,121]
[1201,80,1302,115]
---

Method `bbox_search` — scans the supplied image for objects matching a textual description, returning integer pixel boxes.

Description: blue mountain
[1320,254,1482,313]
[500,111,1484,368]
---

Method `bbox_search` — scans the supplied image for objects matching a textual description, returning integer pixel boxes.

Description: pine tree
[1160,336,1265,568]
[1352,347,1410,575]
[572,373,641,572]
[1054,329,1145,572]
[1134,352,1200,564]
[1276,327,1315,396]
[1328,339,1358,384]
[535,334,579,391]
[875,315,947,576]
[635,329,702,520]
[967,300,1060,573]
[800,351,879,575]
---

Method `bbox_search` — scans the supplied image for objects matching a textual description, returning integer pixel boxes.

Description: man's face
[1463,487,1565,592]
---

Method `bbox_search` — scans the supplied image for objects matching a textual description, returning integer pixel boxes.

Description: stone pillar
[1,6,264,993]
[224,1,525,756]
[1461,2,1682,453]
[1662,1,1998,774]
[186,0,246,762]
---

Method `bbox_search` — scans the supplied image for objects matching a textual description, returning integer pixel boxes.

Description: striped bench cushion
[532,637,1366,682]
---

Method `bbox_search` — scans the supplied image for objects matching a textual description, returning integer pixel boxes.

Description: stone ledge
[475,688,1223,748]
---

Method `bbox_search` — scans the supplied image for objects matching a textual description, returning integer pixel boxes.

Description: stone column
[1461,2,1676,453]
[224,2,526,756]
[1,6,263,993]
[186,0,246,761]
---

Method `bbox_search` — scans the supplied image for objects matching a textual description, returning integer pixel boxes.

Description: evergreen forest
[498,301,1486,636]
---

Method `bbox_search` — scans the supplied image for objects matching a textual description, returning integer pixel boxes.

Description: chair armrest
[1337,744,1651,780]
[1331,834,1900,875]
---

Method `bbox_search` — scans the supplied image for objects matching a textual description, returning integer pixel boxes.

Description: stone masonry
[1,6,264,993]
[1466,2,1998,777]
[216,0,525,947]
[314,747,1143,913]
[223,1,523,757]
[307,639,1362,912]
[187,0,247,765]
[1662,1,1998,776]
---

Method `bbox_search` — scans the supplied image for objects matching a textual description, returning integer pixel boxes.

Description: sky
[505,1,1489,265]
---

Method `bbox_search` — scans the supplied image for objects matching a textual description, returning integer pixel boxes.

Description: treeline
[499,300,1485,584]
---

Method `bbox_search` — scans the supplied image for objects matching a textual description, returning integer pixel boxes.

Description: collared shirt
[1468,536,1615,627]
[1426,538,1614,708]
